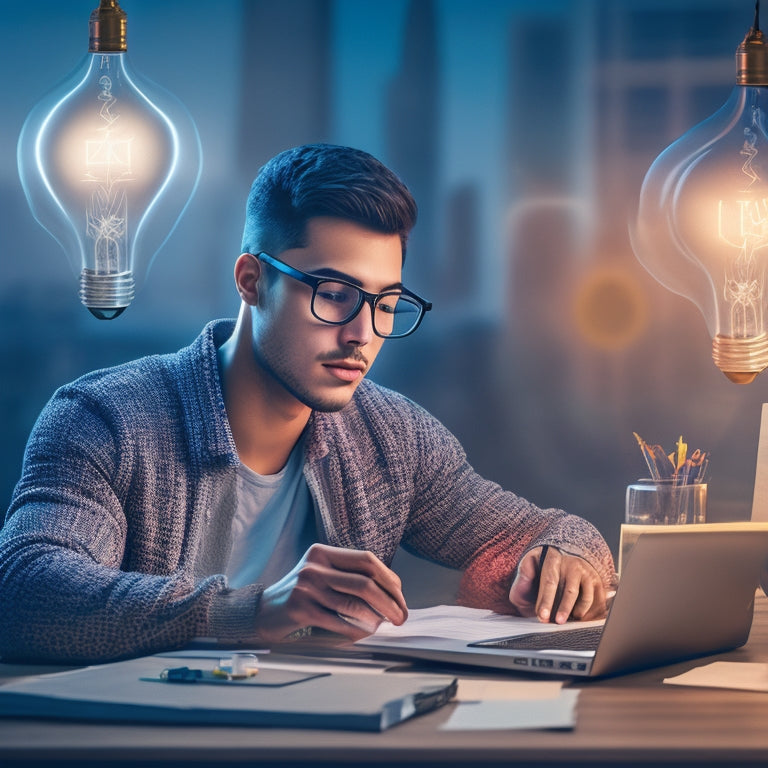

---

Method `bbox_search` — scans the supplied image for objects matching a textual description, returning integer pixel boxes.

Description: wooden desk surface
[3,595,768,768]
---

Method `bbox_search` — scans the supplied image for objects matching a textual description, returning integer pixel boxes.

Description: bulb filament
[83,57,133,277]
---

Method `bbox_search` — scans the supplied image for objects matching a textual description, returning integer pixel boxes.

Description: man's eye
[376,297,400,314]
[318,289,350,304]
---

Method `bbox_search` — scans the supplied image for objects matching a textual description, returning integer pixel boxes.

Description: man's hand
[508,546,608,624]
[252,543,408,643]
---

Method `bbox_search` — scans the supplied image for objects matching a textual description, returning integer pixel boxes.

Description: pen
[336,612,385,634]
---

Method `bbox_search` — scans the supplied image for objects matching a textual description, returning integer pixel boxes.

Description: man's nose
[338,300,375,346]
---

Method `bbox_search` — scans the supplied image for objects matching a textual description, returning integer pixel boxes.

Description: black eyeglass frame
[255,252,432,338]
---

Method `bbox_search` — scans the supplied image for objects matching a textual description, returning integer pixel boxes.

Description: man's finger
[507,546,545,617]
[305,544,408,620]
[552,567,585,624]
[533,552,609,624]
[534,546,562,622]
[568,575,595,621]
[296,560,407,626]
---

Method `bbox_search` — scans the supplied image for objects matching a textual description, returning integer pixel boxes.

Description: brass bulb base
[89,0,127,53]
[737,4,768,85]
[712,333,768,384]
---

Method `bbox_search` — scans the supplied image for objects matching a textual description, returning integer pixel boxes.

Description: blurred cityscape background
[1,0,766,604]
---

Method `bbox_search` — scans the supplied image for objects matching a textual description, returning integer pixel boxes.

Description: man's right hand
[251,543,408,643]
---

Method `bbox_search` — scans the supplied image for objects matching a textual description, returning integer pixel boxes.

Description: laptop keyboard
[469,625,604,651]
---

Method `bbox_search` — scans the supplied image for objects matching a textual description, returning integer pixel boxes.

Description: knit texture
[0,320,615,663]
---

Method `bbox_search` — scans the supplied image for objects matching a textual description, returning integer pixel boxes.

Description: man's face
[250,216,404,412]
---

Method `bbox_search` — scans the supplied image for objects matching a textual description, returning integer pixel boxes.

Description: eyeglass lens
[313,281,422,337]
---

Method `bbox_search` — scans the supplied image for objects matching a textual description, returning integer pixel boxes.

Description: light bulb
[17,1,201,319]
[631,3,768,383]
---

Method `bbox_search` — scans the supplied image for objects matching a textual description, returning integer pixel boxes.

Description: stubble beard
[256,349,360,414]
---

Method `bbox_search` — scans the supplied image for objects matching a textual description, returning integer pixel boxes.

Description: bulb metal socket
[80,269,134,320]
[737,13,768,85]
[711,333,768,383]
[89,0,127,53]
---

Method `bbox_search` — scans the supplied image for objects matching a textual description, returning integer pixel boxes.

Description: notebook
[0,655,456,731]
[358,523,768,678]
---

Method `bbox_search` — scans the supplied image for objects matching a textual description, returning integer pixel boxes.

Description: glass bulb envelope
[18,50,202,319]
[632,84,768,383]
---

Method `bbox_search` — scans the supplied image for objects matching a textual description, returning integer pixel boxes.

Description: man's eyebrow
[311,267,403,292]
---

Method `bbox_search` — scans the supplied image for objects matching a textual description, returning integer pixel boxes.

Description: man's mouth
[322,360,367,383]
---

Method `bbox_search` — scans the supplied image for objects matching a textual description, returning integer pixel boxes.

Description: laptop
[357,523,768,678]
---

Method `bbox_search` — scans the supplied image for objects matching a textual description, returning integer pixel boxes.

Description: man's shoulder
[62,321,228,392]
[61,349,177,401]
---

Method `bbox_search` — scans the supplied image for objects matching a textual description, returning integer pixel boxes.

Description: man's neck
[217,316,311,476]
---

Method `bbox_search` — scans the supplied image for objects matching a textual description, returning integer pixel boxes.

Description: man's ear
[234,253,262,305]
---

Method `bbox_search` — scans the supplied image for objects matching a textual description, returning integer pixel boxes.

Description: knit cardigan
[0,320,615,663]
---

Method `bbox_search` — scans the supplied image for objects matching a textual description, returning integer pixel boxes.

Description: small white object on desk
[663,661,768,692]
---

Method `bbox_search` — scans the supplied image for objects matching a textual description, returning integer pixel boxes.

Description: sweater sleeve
[0,385,261,664]
[400,403,617,613]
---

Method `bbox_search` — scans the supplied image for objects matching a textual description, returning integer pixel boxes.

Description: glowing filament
[80,63,134,276]
[714,119,768,338]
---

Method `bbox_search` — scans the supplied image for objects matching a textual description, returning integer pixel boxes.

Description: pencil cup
[625,479,707,525]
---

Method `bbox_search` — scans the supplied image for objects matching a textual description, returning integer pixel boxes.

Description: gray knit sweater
[0,320,615,663]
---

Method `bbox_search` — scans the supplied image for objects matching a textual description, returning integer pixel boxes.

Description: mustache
[317,348,369,366]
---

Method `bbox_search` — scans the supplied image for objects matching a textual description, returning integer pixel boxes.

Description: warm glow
[572,267,649,352]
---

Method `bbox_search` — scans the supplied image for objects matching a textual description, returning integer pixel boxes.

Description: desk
[2,595,768,768]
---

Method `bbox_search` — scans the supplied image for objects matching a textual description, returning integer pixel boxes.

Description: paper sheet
[454,679,563,702]
[663,661,768,692]
[441,689,579,731]
[358,604,604,646]
[256,657,404,675]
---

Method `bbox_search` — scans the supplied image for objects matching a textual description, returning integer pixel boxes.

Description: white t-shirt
[225,436,316,589]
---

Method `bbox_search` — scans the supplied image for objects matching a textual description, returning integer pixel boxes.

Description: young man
[0,144,615,663]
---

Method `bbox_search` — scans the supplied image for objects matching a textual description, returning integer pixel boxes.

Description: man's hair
[241,144,418,262]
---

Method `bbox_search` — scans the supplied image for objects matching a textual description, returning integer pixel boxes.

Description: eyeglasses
[256,253,432,339]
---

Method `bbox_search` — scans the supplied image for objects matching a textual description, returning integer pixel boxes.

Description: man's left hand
[508,546,608,624]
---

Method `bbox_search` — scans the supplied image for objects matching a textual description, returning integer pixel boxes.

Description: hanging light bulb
[17,0,202,319]
[631,1,768,383]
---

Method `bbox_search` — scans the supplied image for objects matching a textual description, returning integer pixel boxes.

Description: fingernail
[539,608,550,621]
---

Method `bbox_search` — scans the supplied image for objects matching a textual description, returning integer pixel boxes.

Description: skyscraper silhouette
[386,0,439,292]
[237,0,331,174]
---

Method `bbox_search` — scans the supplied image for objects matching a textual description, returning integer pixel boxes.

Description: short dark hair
[241,144,418,262]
